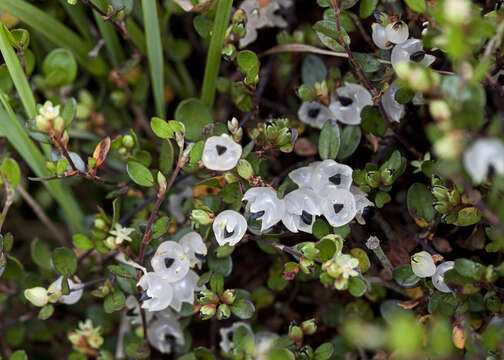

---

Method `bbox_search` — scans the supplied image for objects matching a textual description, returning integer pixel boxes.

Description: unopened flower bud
[24,287,49,307]
[232,9,246,25]
[191,209,213,226]
[200,304,217,320]
[228,117,239,133]
[301,319,317,335]
[216,303,231,320]
[122,134,135,149]
[221,289,236,305]
[157,171,167,195]
[197,290,219,305]
[299,258,315,274]
[36,115,50,132]
[94,218,107,230]
[429,100,451,122]
[288,323,304,343]
[47,285,62,303]
[53,116,65,134]
[104,236,117,250]
[222,44,236,61]
[237,159,254,180]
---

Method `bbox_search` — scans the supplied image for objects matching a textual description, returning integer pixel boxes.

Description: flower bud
[429,100,451,122]
[222,44,236,61]
[223,172,239,183]
[365,170,380,188]
[157,171,167,195]
[232,9,246,25]
[104,236,117,250]
[191,209,213,226]
[94,217,107,230]
[118,147,128,155]
[200,304,217,320]
[216,303,231,320]
[228,117,239,133]
[24,287,49,307]
[221,289,236,305]
[197,290,219,305]
[431,185,448,201]
[47,285,62,303]
[53,116,65,134]
[299,258,315,274]
[296,84,316,102]
[122,134,135,149]
[288,323,304,343]
[237,159,254,180]
[301,319,317,335]
[36,115,50,132]
[411,251,436,278]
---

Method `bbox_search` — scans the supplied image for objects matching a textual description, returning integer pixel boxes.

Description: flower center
[339,97,353,106]
[333,203,344,214]
[392,21,402,30]
[164,257,175,268]
[410,50,426,62]
[301,210,313,225]
[329,174,341,185]
[195,253,207,262]
[126,308,137,316]
[216,145,227,155]
[308,107,320,118]
[224,226,235,238]
[164,334,177,347]
[250,210,265,220]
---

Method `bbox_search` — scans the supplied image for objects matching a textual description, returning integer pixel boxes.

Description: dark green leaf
[318,120,340,160]
[337,125,361,160]
[359,0,378,18]
[393,264,420,287]
[361,106,386,136]
[52,247,77,276]
[348,277,367,297]
[313,20,350,52]
[230,299,255,319]
[104,290,126,313]
[72,234,94,251]
[353,52,381,72]
[302,55,327,87]
[314,342,334,360]
[407,183,435,223]
[38,304,54,320]
[127,161,154,187]
[175,99,212,141]
[31,238,52,269]
[395,87,415,104]
[107,265,135,279]
[405,0,426,12]
[208,247,233,276]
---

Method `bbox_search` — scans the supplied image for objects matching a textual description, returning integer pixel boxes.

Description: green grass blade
[126,17,147,54]
[0,0,108,76]
[201,0,233,108]
[91,0,125,67]
[142,1,165,118]
[58,0,95,43]
[0,25,36,118]
[0,96,84,232]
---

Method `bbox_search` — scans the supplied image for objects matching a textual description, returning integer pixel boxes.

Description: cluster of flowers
[137,232,206,312]
[410,251,455,293]
[243,160,373,234]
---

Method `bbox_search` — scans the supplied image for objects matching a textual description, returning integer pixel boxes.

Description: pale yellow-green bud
[237,159,254,180]
[47,284,63,303]
[429,100,451,122]
[24,287,49,307]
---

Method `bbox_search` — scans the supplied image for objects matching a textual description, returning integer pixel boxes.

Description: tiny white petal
[410,251,436,278]
[179,231,207,268]
[320,186,357,227]
[213,210,248,246]
[50,276,83,305]
[382,82,405,123]
[243,187,285,231]
[282,188,321,233]
[391,39,436,71]
[138,272,174,312]
[151,241,190,282]
[297,102,334,129]
[372,23,392,50]
[147,317,184,354]
[432,261,455,293]
[169,270,202,312]
[463,138,504,185]
[385,21,409,45]
[329,83,373,125]
[202,134,242,171]
[312,159,353,190]
[288,162,320,188]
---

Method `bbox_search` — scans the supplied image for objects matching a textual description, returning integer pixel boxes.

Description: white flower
[410,251,436,278]
[151,241,190,282]
[311,160,353,190]
[213,210,248,246]
[432,261,455,293]
[243,187,285,231]
[239,0,292,47]
[49,276,84,305]
[255,331,279,359]
[169,270,203,312]
[463,138,504,185]
[282,188,322,233]
[384,21,409,45]
[288,162,320,188]
[320,186,357,227]
[24,287,49,307]
[371,23,392,50]
[39,101,60,120]
[202,134,242,171]
[297,102,334,129]
[382,82,405,123]
[147,317,185,354]
[109,223,135,245]
[179,231,207,268]
[329,83,373,125]
[391,39,436,71]
[351,186,373,225]
[138,272,174,312]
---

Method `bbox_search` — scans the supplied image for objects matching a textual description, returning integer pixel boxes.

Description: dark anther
[308,107,320,118]
[333,203,344,214]
[224,227,235,238]
[339,96,353,106]
[410,50,426,62]
[195,253,207,263]
[393,21,402,30]
[301,211,313,225]
[164,257,175,268]
[362,206,374,221]
[126,308,137,316]
[197,292,205,299]
[164,334,177,348]
[216,145,227,155]
[250,210,265,220]
[488,164,496,180]
[139,292,152,302]
[329,173,342,185]
[497,74,504,86]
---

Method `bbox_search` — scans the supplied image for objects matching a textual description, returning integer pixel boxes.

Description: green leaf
[104,290,126,313]
[230,299,255,319]
[454,207,482,226]
[405,0,426,13]
[348,277,367,297]
[160,140,175,174]
[193,15,213,39]
[318,120,340,160]
[42,48,77,87]
[395,87,415,104]
[337,125,361,160]
[62,98,77,127]
[9,350,27,360]
[151,117,173,139]
[1,157,21,188]
[72,233,94,251]
[190,140,205,164]
[210,273,224,295]
[233,325,255,353]
[361,106,386,136]
[353,52,381,73]
[175,99,212,141]
[267,348,295,360]
[31,238,52,269]
[0,1,107,76]
[407,183,435,224]
[52,247,77,276]
[38,304,54,320]
[314,342,334,360]
[312,219,331,239]
[313,19,350,52]
[142,0,165,118]
[302,55,327,87]
[454,258,481,278]
[208,247,233,276]
[107,265,135,279]
[201,0,233,107]
[2,254,24,281]
[237,50,259,72]
[316,238,336,262]
[127,161,154,187]
[393,264,420,287]
[359,0,378,18]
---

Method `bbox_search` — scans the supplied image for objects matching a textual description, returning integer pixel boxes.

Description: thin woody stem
[70,275,115,292]
[249,236,321,263]
[330,0,422,159]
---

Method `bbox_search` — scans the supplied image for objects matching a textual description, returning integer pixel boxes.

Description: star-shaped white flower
[109,223,135,245]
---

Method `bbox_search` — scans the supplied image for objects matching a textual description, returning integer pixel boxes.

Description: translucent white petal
[202,134,242,171]
[50,276,83,305]
[320,186,357,227]
[391,39,435,71]
[147,318,184,354]
[329,83,373,125]
[138,272,174,312]
[151,241,190,282]
[411,251,436,278]
[179,231,207,268]
[371,23,392,50]
[463,138,504,185]
[288,162,319,188]
[219,322,254,353]
[312,160,353,190]
[297,102,334,129]
[382,83,405,123]
[243,187,284,231]
[432,261,455,293]
[385,21,409,44]
[213,210,248,246]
